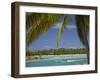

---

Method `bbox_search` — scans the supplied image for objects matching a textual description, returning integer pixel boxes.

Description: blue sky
[27,15,86,51]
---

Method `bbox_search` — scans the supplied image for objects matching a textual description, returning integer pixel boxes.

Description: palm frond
[26,13,62,45]
[76,15,89,48]
[56,16,69,48]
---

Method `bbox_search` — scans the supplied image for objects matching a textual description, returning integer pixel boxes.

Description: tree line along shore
[26,48,87,56]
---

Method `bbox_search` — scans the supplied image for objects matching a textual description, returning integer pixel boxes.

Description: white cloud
[52,22,76,29]
[52,22,62,29]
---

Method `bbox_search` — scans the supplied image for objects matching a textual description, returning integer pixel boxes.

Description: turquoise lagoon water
[26,54,88,67]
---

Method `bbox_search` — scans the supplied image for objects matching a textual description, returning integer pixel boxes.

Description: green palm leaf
[56,26,62,48]
[76,15,89,52]
[56,16,69,48]
[26,13,62,45]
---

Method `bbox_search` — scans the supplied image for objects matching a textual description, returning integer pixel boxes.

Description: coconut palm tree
[26,13,89,63]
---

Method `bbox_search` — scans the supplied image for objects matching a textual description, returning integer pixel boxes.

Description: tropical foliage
[27,13,61,45]
[76,15,89,53]
[26,13,89,54]
[26,48,87,56]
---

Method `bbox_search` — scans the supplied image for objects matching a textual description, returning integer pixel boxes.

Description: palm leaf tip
[56,27,62,48]
[56,16,69,48]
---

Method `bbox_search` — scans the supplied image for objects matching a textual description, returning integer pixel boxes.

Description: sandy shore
[26,54,87,61]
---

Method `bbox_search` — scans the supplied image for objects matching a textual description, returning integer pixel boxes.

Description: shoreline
[26,54,87,61]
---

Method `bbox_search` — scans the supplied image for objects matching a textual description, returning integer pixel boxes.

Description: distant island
[26,48,87,60]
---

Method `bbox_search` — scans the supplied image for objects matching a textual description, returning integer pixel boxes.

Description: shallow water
[26,54,88,67]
